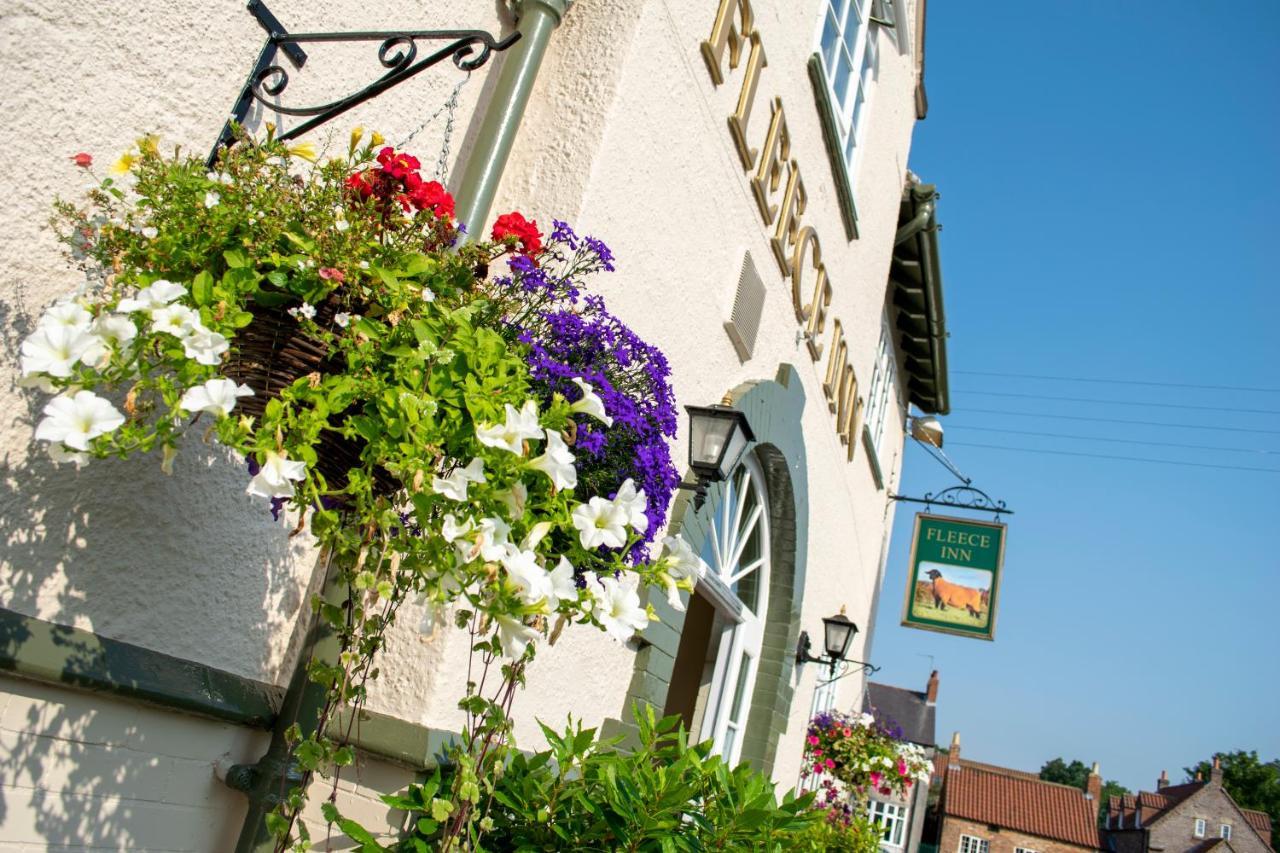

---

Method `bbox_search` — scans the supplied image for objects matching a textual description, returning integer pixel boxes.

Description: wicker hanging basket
[223,294,399,495]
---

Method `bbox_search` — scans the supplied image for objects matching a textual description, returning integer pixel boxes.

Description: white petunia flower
[140,226,158,240]
[476,400,544,456]
[20,324,105,378]
[474,516,512,562]
[431,457,485,501]
[528,429,577,491]
[47,442,91,468]
[441,514,474,543]
[421,287,435,302]
[206,170,234,186]
[92,313,138,348]
[497,480,528,520]
[150,304,201,337]
[34,390,125,451]
[494,614,539,659]
[179,378,254,416]
[662,534,709,582]
[571,496,629,550]
[182,328,229,366]
[569,377,613,426]
[588,571,649,644]
[547,556,578,610]
[204,191,220,208]
[613,478,649,533]
[116,279,186,313]
[502,547,553,607]
[39,301,93,331]
[334,312,353,328]
[246,450,307,499]
[287,303,317,321]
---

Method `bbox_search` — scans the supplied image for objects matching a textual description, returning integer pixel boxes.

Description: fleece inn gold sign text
[701,0,868,463]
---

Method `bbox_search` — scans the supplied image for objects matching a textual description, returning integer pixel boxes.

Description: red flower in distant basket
[72,153,93,168]
[410,179,455,220]
[492,212,542,256]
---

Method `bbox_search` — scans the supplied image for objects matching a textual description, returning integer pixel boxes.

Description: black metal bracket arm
[208,0,521,166]
[795,631,880,678]
[889,484,1013,517]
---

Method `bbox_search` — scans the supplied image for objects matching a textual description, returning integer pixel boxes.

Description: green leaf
[321,802,340,823]
[224,248,248,269]
[191,271,214,305]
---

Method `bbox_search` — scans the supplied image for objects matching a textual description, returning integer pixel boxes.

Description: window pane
[834,52,853,111]
[821,9,841,70]
[728,650,752,722]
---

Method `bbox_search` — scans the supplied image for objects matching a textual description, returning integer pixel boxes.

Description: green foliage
[334,706,826,852]
[1039,757,1129,826]
[1184,751,1280,834]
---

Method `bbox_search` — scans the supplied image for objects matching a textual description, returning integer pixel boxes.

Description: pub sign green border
[900,513,1006,641]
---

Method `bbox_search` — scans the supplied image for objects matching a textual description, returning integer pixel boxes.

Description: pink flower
[807,735,820,746]
[870,771,882,788]
[899,759,908,776]
[72,152,92,168]
[318,267,345,282]
[814,763,825,774]
[824,758,835,770]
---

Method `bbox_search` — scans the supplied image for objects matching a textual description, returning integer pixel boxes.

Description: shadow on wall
[0,291,312,845]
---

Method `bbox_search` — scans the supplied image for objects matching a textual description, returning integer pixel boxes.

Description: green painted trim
[0,606,282,728]
[806,54,860,241]
[330,707,460,770]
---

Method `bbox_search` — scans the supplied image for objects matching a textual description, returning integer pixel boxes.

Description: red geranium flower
[491,211,542,256]
[375,146,421,180]
[345,170,374,200]
[71,152,93,168]
[411,180,455,220]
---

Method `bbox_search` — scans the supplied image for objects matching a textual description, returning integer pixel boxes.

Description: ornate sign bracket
[208,0,521,166]
[889,484,1014,518]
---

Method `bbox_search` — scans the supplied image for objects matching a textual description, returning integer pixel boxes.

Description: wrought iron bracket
[208,0,521,166]
[889,484,1013,517]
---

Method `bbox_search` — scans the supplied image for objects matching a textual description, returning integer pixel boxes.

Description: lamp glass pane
[824,617,855,660]
[717,420,750,479]
[691,414,735,471]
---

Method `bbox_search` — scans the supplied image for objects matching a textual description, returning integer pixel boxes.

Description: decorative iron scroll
[208,0,520,166]
[889,484,1013,517]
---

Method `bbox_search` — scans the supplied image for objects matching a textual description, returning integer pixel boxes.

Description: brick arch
[605,364,808,779]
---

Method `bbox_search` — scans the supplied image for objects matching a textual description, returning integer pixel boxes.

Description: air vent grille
[724,251,765,361]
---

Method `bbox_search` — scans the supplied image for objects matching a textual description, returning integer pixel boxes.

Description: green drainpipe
[453,0,574,239]
[229,3,573,848]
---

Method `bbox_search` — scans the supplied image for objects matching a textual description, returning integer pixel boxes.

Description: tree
[1184,751,1280,836]
[1040,758,1131,826]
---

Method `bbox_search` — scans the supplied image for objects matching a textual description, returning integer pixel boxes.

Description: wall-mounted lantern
[683,397,755,508]
[796,608,878,676]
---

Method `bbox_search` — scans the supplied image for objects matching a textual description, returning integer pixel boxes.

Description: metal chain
[396,72,470,185]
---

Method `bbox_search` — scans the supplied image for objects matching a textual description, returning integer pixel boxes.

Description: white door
[702,454,771,765]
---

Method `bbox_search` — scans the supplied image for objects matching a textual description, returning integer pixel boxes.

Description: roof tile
[943,763,1101,849]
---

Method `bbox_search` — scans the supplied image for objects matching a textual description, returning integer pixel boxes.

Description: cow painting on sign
[925,568,988,619]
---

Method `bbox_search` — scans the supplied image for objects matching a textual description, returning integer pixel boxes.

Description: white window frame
[1015,848,1038,853]
[814,0,886,198]
[863,315,903,475]
[959,834,990,853]
[1194,818,1206,838]
[701,455,771,766]
[869,799,908,848]
[1220,824,1231,840]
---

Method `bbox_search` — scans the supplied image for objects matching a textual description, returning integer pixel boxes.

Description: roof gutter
[916,207,949,415]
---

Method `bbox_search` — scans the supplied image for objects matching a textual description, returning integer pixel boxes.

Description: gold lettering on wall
[770,160,805,276]
[728,31,767,170]
[804,266,831,361]
[701,0,754,86]
[751,99,789,225]
[823,320,847,412]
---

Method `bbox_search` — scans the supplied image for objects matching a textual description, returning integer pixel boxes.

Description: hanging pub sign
[901,513,1006,641]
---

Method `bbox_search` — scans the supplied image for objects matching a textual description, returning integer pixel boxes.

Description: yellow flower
[370,131,385,146]
[287,141,317,162]
[135,134,159,156]
[110,152,137,175]
[349,126,364,154]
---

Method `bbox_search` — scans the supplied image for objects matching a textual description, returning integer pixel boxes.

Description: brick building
[1104,760,1274,853]
[935,734,1103,853]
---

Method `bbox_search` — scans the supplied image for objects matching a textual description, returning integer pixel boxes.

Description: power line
[948,424,1278,456]
[954,370,1280,395]
[963,408,1280,436]
[956,389,1280,416]
[947,441,1280,474]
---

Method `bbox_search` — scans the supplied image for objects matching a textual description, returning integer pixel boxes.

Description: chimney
[1086,761,1102,803]
[1210,756,1223,786]
[926,670,939,704]
[950,731,961,765]
[1195,771,1203,782]
[1157,770,1169,790]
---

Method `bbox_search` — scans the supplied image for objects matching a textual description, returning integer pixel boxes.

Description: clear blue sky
[871,1,1280,792]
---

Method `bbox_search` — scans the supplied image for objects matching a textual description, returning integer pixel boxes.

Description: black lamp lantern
[683,398,755,508]
[822,610,858,663]
[797,608,875,676]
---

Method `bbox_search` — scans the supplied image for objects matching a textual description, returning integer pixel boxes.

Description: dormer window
[1220,824,1231,840]
[1194,818,1206,838]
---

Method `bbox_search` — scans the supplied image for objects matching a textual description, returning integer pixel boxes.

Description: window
[700,455,771,765]
[869,800,907,847]
[1015,848,1038,853]
[959,835,990,853]
[1194,819,1206,837]
[1220,824,1231,840]
[816,0,885,196]
[863,316,902,471]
